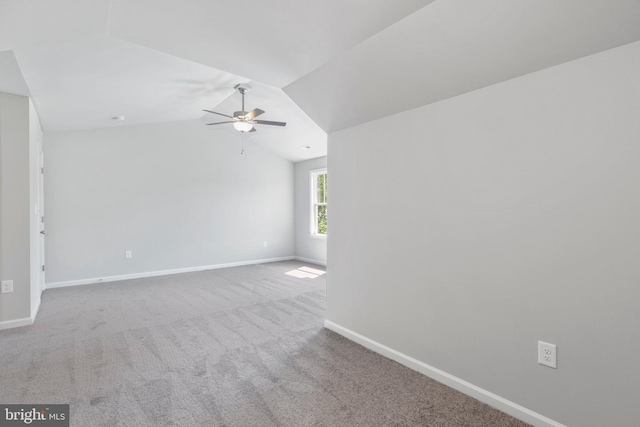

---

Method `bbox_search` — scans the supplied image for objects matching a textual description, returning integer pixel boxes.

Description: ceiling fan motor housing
[203,83,286,132]
[234,83,251,93]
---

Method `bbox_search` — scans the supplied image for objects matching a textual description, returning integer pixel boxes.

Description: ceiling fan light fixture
[203,84,286,132]
[233,120,254,132]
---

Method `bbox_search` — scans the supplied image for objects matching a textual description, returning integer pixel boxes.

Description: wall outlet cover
[538,341,557,369]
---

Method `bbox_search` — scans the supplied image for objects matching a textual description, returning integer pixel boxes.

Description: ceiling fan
[203,84,287,133]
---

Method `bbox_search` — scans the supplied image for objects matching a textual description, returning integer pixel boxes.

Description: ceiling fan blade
[245,108,265,120]
[203,109,233,119]
[254,120,287,127]
[206,121,234,126]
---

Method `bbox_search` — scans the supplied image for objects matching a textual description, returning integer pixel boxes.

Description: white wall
[294,156,327,265]
[45,120,294,284]
[327,40,640,427]
[0,92,41,326]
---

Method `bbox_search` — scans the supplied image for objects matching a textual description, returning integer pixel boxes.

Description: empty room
[1,1,640,426]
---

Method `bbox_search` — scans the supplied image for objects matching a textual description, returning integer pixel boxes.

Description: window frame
[309,168,327,238]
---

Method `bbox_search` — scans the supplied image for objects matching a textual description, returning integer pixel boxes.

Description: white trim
[31,294,41,321]
[308,167,327,174]
[308,233,327,240]
[324,320,567,427]
[0,316,33,330]
[294,256,327,267]
[310,168,327,236]
[0,295,42,331]
[46,256,295,289]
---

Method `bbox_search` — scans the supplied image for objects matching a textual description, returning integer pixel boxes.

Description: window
[310,169,327,236]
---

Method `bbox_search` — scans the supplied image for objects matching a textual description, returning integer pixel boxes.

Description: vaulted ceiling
[1,0,640,161]
[286,0,640,134]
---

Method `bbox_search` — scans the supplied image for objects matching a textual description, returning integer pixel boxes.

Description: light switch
[1,280,14,293]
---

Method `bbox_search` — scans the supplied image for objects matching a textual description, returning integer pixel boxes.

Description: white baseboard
[46,256,295,289]
[31,295,41,322]
[324,320,566,427]
[0,296,41,331]
[294,256,327,266]
[0,316,33,330]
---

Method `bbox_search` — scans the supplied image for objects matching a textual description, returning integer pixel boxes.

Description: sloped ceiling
[108,0,433,88]
[284,0,640,133]
[0,50,29,96]
[0,0,431,161]
[2,0,640,160]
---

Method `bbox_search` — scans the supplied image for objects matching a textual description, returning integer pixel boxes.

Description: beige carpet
[0,261,530,426]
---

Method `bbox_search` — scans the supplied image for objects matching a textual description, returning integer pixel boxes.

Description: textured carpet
[0,261,530,426]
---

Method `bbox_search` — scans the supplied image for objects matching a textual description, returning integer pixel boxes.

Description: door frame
[38,149,45,292]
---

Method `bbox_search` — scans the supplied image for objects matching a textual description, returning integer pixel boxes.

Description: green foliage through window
[312,170,327,235]
[317,173,327,204]
[317,205,327,234]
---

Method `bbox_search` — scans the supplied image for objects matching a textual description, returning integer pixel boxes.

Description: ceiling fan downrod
[203,83,287,133]
[235,83,251,115]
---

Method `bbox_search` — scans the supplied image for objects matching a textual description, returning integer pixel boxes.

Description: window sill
[309,233,327,240]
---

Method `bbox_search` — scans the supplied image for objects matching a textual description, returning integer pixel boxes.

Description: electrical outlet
[263,241,268,248]
[538,341,557,368]
[125,250,132,259]
[1,280,14,293]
